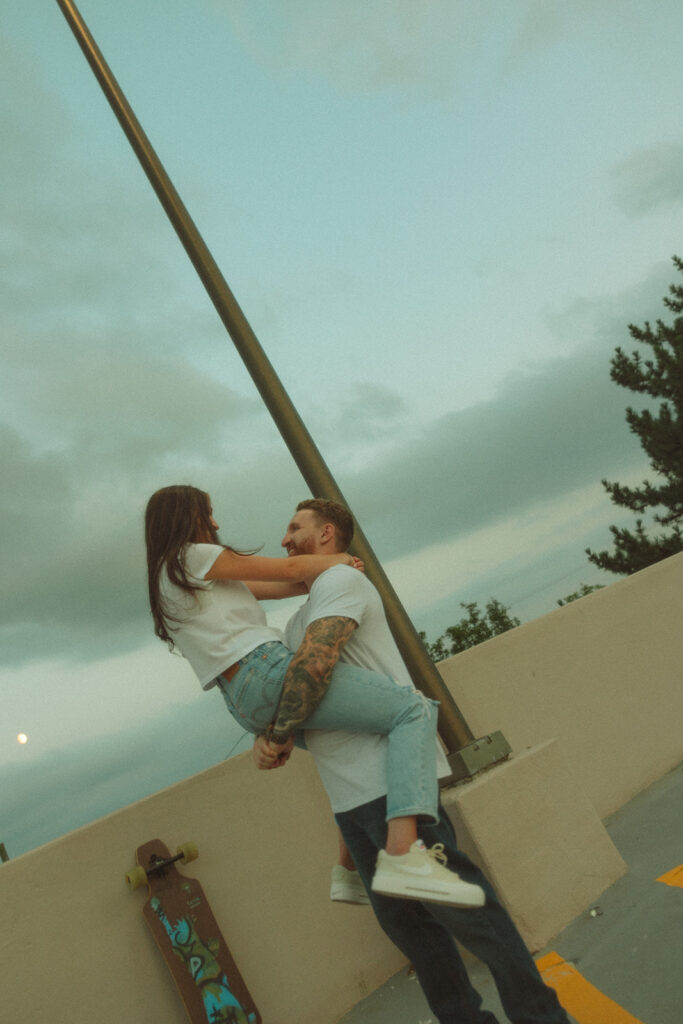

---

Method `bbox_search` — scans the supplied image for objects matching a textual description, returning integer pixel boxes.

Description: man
[254,499,571,1024]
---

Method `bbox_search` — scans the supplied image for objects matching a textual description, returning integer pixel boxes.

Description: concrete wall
[2,553,682,1024]
[438,551,683,818]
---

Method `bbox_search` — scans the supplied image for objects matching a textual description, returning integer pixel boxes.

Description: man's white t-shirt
[285,564,450,813]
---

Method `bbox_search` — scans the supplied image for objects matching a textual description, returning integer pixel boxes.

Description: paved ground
[338,761,683,1024]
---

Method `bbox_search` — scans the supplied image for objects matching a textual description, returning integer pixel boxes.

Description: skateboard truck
[126,841,198,890]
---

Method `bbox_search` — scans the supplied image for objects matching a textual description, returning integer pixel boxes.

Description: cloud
[345,344,643,562]
[221,0,499,97]
[506,0,617,60]
[1,323,258,460]
[506,0,565,63]
[0,324,267,663]
[611,140,683,216]
[220,0,634,101]
[0,39,169,321]
[342,261,677,564]
[308,382,410,466]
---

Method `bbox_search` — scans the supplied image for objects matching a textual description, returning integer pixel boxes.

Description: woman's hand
[252,733,294,770]
[347,555,365,572]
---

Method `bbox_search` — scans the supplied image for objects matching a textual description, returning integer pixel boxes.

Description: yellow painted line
[536,952,645,1024]
[657,864,683,888]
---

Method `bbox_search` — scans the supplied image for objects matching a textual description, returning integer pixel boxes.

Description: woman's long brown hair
[145,485,226,647]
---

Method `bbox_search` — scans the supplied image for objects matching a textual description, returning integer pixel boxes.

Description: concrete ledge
[438,553,683,820]
[443,739,627,950]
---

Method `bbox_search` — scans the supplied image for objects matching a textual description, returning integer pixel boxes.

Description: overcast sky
[2,0,682,858]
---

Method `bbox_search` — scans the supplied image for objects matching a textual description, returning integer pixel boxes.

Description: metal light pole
[56,0,510,777]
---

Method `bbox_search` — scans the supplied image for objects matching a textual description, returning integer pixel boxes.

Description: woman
[145,485,484,908]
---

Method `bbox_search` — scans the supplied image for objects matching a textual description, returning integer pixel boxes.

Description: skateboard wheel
[126,866,148,890]
[177,841,198,864]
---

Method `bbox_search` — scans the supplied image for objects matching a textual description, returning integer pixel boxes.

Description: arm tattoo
[271,616,357,740]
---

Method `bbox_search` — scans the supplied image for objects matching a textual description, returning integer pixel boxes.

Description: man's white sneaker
[330,865,370,905]
[371,841,485,908]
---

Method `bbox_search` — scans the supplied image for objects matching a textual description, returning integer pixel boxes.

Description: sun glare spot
[17,733,28,745]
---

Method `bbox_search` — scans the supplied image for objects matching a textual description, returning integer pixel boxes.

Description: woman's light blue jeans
[217,641,440,824]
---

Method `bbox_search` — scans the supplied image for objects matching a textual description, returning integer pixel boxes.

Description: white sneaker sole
[371,872,485,908]
[329,888,368,905]
[330,888,371,905]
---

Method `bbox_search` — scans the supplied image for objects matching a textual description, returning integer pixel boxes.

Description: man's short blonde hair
[296,498,354,552]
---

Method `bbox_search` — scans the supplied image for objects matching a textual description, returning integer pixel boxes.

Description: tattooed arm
[268,615,358,744]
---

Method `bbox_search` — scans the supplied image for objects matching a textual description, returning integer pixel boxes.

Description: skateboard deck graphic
[127,839,261,1024]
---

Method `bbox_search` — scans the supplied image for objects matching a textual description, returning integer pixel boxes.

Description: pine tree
[587,256,683,574]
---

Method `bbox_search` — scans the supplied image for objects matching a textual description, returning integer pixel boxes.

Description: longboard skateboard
[127,838,261,1024]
